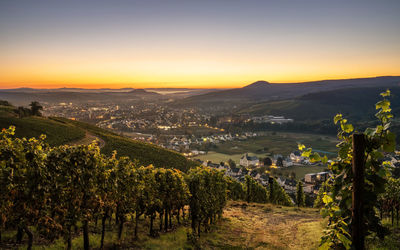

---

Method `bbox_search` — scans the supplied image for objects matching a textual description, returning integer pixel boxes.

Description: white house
[282,159,294,167]
[303,183,314,193]
[305,172,330,183]
[240,153,259,167]
[305,173,318,183]
[290,151,303,163]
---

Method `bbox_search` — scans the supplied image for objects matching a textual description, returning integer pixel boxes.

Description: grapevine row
[0,125,292,249]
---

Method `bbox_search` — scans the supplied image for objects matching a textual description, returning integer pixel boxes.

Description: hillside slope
[0,105,86,145]
[0,106,195,171]
[238,86,400,122]
[51,117,196,171]
[175,76,400,109]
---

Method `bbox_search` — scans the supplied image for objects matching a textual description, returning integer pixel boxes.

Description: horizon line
[0,75,399,90]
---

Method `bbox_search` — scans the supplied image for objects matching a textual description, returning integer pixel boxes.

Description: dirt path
[67,131,105,148]
[201,201,325,249]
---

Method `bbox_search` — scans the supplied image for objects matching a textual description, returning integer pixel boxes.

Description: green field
[274,165,328,181]
[195,151,268,164]
[213,132,338,156]
[194,132,338,164]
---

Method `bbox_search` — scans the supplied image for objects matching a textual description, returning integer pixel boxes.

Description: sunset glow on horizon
[1,0,400,89]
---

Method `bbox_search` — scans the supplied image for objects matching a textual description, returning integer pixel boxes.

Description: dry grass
[197,201,326,249]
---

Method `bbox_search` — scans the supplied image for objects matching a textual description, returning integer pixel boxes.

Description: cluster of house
[216,114,294,125]
[274,171,330,194]
[195,159,271,185]
[238,151,313,168]
[273,152,400,194]
[195,152,331,195]
[167,132,258,154]
[303,172,330,193]
[251,115,294,124]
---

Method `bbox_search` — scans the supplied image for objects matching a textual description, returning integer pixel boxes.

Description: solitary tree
[296,181,305,207]
[29,101,43,116]
[263,157,272,166]
[276,157,283,167]
[16,106,31,118]
[228,159,236,168]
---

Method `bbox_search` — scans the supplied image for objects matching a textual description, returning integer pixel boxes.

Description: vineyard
[0,126,292,250]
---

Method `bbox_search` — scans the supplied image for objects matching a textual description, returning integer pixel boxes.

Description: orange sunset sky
[1,0,399,89]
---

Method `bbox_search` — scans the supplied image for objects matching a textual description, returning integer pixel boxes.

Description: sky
[1,0,400,89]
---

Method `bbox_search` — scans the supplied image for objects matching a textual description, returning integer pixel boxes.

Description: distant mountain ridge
[242,80,271,89]
[0,87,225,105]
[0,87,138,93]
[0,88,163,106]
[175,76,400,108]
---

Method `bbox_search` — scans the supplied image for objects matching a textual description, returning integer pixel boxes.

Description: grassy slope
[0,106,85,146]
[196,201,326,249]
[133,201,327,249]
[51,117,196,171]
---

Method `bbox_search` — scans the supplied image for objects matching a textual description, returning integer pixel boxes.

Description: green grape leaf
[334,114,342,124]
[382,132,396,152]
[298,144,305,151]
[341,123,354,133]
[322,194,333,204]
[375,100,391,112]
[380,89,391,97]
[319,241,332,250]
[336,232,351,249]
[364,127,376,137]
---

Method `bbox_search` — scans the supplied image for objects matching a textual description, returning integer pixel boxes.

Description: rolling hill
[175,76,400,109]
[0,105,196,171]
[0,105,86,145]
[238,86,400,122]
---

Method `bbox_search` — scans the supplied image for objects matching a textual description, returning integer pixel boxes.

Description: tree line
[1,101,44,117]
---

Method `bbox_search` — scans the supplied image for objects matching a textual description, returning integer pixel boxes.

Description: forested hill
[0,104,195,171]
[238,86,400,122]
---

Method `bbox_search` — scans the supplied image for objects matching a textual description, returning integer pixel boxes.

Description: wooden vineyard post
[269,177,274,202]
[352,134,366,250]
